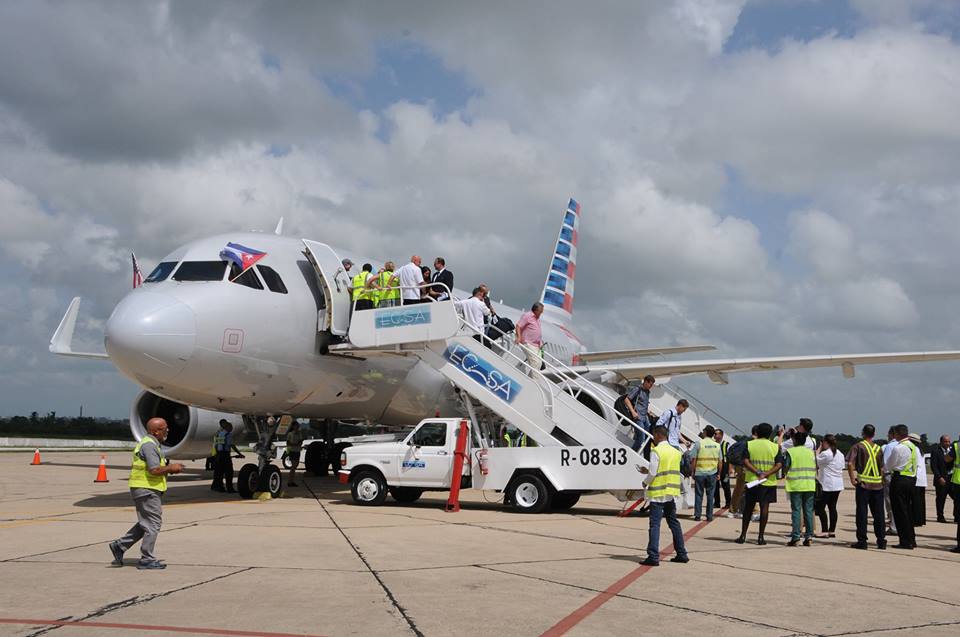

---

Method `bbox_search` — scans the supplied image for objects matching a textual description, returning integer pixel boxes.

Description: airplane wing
[572,351,960,385]
[49,297,110,359]
[575,345,716,364]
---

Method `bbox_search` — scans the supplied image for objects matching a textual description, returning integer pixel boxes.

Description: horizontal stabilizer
[49,297,110,359]
[576,345,716,364]
[572,350,960,382]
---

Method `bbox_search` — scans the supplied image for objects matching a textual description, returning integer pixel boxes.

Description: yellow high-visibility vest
[379,271,399,303]
[953,442,960,485]
[695,439,721,472]
[746,439,779,486]
[785,446,816,492]
[352,272,373,302]
[649,442,682,498]
[128,435,167,492]
[899,441,917,477]
[858,440,883,485]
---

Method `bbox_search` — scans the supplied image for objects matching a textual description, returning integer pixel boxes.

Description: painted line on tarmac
[0,618,324,636]
[539,508,725,637]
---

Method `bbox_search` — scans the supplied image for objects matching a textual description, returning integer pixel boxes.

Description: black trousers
[890,474,917,547]
[913,486,926,527]
[935,480,951,520]
[815,490,841,533]
[212,450,234,490]
[854,486,886,545]
[714,464,731,508]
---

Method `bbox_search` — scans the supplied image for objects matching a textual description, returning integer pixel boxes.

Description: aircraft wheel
[261,464,282,497]
[351,470,388,506]
[389,487,423,504]
[508,473,552,514]
[237,464,259,499]
[551,492,581,511]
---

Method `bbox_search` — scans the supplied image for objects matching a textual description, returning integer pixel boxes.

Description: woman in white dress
[815,434,845,538]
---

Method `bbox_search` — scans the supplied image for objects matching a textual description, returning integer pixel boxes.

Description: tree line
[0,412,131,440]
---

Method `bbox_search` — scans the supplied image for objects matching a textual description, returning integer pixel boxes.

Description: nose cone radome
[105,292,196,384]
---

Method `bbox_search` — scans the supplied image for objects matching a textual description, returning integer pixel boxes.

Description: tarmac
[1,450,959,637]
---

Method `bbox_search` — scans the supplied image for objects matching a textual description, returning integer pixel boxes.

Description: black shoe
[757,537,767,546]
[950,547,960,553]
[226,488,235,493]
[892,544,914,550]
[693,517,701,521]
[803,538,812,547]
[136,560,167,570]
[640,558,659,566]
[211,485,225,492]
[787,539,799,547]
[735,536,746,544]
[877,542,887,550]
[669,555,689,563]
[850,542,868,550]
[937,517,948,523]
[109,541,124,567]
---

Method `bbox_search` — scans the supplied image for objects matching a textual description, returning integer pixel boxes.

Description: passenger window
[257,265,288,294]
[172,261,227,281]
[410,422,447,447]
[229,263,264,290]
[144,261,177,283]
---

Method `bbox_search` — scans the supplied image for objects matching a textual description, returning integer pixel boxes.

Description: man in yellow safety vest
[640,425,689,566]
[108,418,184,569]
[784,431,817,546]
[946,439,960,552]
[846,424,887,550]
[376,262,401,307]
[350,263,376,311]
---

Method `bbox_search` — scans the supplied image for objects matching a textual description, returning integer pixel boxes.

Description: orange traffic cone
[94,455,109,483]
[30,449,41,465]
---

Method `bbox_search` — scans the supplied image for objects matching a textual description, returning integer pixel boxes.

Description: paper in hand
[746,478,764,489]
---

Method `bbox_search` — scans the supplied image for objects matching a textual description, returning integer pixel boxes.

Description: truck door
[400,421,455,487]
[302,240,351,336]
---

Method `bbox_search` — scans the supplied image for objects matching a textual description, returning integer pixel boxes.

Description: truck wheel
[389,487,424,504]
[237,464,259,499]
[351,470,388,506]
[508,473,552,513]
[305,443,328,476]
[551,492,580,511]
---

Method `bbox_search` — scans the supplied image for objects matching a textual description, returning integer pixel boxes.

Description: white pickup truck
[337,417,649,513]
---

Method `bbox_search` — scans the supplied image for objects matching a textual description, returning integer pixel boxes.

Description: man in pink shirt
[515,302,544,376]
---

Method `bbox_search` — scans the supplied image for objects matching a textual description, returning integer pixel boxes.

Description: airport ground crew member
[846,424,886,550]
[640,425,689,566]
[351,263,376,311]
[109,417,184,569]
[286,420,304,487]
[736,422,782,545]
[887,424,917,549]
[212,420,244,493]
[689,425,721,522]
[783,431,817,546]
[377,262,400,307]
[947,439,960,552]
[713,428,732,510]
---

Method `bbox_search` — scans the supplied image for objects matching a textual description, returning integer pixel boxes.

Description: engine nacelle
[131,391,240,459]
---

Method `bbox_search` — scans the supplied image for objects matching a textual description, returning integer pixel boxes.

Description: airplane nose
[105,292,196,384]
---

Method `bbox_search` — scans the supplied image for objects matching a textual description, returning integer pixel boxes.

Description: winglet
[274,217,284,235]
[49,297,110,359]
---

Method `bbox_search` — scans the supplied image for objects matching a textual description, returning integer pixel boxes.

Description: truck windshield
[410,423,447,447]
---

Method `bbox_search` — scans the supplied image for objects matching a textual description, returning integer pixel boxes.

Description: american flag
[131,252,143,288]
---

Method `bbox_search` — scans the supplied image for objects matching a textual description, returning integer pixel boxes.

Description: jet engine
[131,391,240,459]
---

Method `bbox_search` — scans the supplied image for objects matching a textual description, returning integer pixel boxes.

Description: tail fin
[539,197,580,325]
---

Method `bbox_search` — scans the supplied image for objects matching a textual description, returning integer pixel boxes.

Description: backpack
[726,439,748,467]
[613,385,642,419]
[680,450,694,478]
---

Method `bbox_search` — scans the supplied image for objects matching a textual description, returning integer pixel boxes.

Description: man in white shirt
[656,400,688,449]
[455,287,491,342]
[882,426,899,534]
[780,418,816,450]
[886,424,917,549]
[396,256,424,305]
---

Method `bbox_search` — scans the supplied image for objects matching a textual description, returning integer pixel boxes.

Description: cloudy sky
[2,0,960,438]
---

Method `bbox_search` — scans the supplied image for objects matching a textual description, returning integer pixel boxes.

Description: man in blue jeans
[623,375,655,452]
[641,425,689,566]
[689,425,722,521]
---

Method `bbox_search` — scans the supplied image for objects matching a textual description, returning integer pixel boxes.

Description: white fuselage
[104,233,585,424]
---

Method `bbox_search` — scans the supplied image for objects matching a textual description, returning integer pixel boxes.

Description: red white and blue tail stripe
[540,198,579,325]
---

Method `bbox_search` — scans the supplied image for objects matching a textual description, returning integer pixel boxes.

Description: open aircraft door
[302,240,351,336]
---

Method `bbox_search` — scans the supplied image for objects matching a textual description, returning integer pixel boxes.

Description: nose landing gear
[236,415,284,499]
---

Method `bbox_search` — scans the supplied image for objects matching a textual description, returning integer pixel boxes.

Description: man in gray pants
[109,417,184,569]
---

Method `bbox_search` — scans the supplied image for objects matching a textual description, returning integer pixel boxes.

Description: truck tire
[551,492,581,511]
[305,443,328,476]
[389,487,424,504]
[508,473,552,513]
[237,464,259,499]
[351,470,388,506]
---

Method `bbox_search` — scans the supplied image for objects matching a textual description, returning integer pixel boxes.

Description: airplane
[50,198,960,490]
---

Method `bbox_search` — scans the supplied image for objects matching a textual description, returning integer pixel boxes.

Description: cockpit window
[144,261,177,283]
[229,262,264,290]
[257,265,288,294]
[172,261,227,282]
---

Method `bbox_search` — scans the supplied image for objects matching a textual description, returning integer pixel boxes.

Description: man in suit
[427,257,454,302]
[931,435,954,523]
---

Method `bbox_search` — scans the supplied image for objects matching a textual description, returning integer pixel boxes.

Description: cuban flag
[220,242,267,272]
